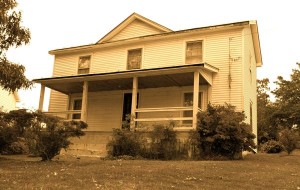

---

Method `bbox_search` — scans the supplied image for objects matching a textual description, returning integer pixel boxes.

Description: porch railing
[134,106,200,122]
[43,110,81,120]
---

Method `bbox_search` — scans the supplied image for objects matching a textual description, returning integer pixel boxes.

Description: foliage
[256,79,279,144]
[0,110,87,160]
[196,103,256,160]
[272,63,300,131]
[143,123,178,160]
[0,0,32,92]
[260,140,285,154]
[107,128,142,157]
[279,129,299,154]
[0,112,18,153]
[26,112,87,161]
[3,109,35,135]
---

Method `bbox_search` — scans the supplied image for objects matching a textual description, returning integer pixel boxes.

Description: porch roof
[33,63,218,94]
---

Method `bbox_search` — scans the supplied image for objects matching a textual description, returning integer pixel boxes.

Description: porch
[34,63,218,130]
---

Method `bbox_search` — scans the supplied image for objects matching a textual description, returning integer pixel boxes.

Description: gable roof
[97,12,172,43]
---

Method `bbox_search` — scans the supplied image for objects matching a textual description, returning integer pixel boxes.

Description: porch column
[193,70,200,129]
[130,76,138,131]
[81,81,88,123]
[38,84,45,111]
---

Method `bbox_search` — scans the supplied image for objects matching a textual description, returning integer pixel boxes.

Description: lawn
[0,151,299,190]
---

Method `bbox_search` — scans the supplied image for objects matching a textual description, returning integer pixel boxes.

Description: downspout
[228,37,233,104]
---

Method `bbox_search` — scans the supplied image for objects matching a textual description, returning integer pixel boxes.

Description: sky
[6,0,300,110]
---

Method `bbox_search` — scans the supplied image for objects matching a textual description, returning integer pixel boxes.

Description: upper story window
[78,55,91,74]
[127,48,142,70]
[186,41,202,64]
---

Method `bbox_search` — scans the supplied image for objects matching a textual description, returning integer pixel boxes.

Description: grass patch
[0,151,300,189]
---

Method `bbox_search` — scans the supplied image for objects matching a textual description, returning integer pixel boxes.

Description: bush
[143,124,178,160]
[196,103,256,160]
[260,140,285,153]
[26,113,87,161]
[107,129,142,157]
[279,129,298,154]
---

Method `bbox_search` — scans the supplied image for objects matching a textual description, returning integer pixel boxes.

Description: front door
[122,93,132,122]
[122,93,139,128]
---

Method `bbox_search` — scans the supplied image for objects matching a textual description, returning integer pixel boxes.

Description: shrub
[143,124,178,160]
[26,113,87,161]
[279,129,298,154]
[0,111,18,154]
[107,129,142,157]
[260,140,285,153]
[196,103,256,160]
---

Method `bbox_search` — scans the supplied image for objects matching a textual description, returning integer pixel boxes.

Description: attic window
[186,41,202,64]
[78,55,91,74]
[127,49,142,70]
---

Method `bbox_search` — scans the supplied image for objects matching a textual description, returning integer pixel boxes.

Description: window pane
[186,41,202,64]
[127,49,141,70]
[78,56,90,74]
[72,99,82,119]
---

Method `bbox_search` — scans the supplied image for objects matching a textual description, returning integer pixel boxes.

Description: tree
[257,79,278,143]
[0,0,32,92]
[272,63,300,131]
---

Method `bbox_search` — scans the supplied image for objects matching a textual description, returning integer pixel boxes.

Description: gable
[108,19,165,42]
[97,13,172,43]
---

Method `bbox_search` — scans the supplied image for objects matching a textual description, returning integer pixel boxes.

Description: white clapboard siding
[205,30,243,111]
[108,19,163,42]
[242,27,258,136]
[48,90,68,118]
[0,89,17,111]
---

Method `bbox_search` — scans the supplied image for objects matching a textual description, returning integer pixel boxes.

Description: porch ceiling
[34,63,217,94]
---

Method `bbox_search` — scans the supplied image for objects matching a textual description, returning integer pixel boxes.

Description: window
[78,55,91,74]
[72,99,82,119]
[186,41,202,64]
[183,92,202,125]
[127,49,142,70]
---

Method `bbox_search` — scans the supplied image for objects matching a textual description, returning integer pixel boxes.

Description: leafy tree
[272,63,300,131]
[0,0,32,92]
[279,128,298,154]
[196,103,256,160]
[257,79,278,143]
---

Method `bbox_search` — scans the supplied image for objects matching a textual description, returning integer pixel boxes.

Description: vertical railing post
[38,84,45,111]
[130,76,138,131]
[193,70,200,129]
[81,81,88,122]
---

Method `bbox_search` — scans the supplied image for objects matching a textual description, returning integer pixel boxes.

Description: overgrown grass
[0,151,299,189]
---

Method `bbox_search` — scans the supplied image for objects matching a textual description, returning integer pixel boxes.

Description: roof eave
[250,20,263,67]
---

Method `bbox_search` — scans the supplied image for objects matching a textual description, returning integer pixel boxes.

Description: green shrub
[0,111,17,154]
[196,103,256,160]
[143,124,178,160]
[26,113,87,161]
[279,129,298,154]
[260,140,285,153]
[107,129,142,157]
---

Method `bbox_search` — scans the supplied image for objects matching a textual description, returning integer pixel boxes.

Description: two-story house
[34,13,262,156]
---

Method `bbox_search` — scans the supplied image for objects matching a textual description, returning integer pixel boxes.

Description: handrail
[43,110,81,115]
[135,106,194,112]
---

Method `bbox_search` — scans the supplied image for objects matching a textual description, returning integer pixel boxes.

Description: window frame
[78,55,91,74]
[127,48,142,70]
[185,40,203,64]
